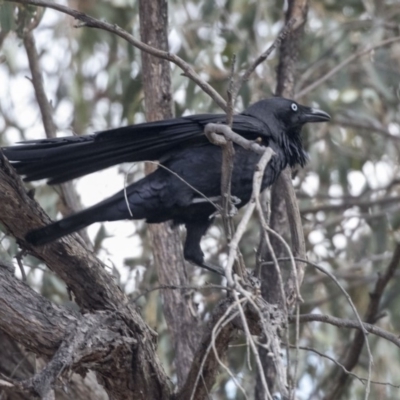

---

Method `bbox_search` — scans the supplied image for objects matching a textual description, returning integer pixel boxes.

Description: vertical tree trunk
[138,0,200,385]
[256,1,309,398]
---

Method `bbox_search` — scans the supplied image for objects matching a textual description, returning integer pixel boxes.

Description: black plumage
[2,97,330,274]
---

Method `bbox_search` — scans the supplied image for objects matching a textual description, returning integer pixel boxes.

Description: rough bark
[176,299,235,400]
[0,262,139,399]
[138,0,200,386]
[272,0,308,304]
[0,2,276,398]
[0,334,107,400]
[0,155,171,400]
[256,1,309,398]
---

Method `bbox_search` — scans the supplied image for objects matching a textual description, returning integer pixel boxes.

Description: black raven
[2,97,330,274]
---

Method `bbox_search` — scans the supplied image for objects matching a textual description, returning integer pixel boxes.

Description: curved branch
[21,18,92,248]
[5,0,228,111]
[0,262,160,400]
[0,153,171,399]
[295,36,400,99]
[292,313,400,348]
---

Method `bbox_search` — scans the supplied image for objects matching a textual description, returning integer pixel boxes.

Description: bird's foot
[200,260,225,276]
[207,195,241,219]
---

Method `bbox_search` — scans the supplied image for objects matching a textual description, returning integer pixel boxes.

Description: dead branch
[0,262,163,400]
[138,0,201,386]
[295,36,400,99]
[300,195,400,215]
[284,343,400,389]
[4,0,228,111]
[324,243,400,400]
[254,0,309,397]
[292,314,400,348]
[0,328,108,400]
[231,18,297,100]
[20,13,92,248]
[177,299,235,400]
[204,124,267,155]
[0,153,171,399]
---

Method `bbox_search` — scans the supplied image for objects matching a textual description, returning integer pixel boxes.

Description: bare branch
[285,343,400,389]
[177,299,235,400]
[20,10,92,248]
[334,116,400,143]
[5,0,228,111]
[0,263,171,400]
[231,18,296,100]
[324,243,400,400]
[228,148,274,286]
[266,255,374,391]
[0,153,171,399]
[295,36,400,99]
[22,33,56,138]
[300,195,400,215]
[292,314,400,348]
[204,124,267,155]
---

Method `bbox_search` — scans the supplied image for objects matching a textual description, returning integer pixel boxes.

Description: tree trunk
[256,0,309,398]
[138,0,200,386]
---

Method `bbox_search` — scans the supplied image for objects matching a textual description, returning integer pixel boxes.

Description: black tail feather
[2,113,265,184]
[26,213,93,246]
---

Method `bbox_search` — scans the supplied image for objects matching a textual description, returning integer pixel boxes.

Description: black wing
[2,113,270,184]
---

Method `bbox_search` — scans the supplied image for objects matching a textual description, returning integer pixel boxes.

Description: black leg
[183,218,224,276]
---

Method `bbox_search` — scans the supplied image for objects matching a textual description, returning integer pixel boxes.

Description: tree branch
[231,18,296,100]
[292,313,400,348]
[138,0,200,386]
[21,15,92,248]
[324,243,400,400]
[177,299,236,400]
[295,36,400,99]
[255,1,309,397]
[5,0,228,111]
[300,195,400,215]
[0,154,171,399]
[0,262,164,400]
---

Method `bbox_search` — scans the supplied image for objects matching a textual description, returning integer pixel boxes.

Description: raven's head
[243,97,330,167]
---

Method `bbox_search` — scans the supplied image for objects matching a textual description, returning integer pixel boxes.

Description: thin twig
[295,36,400,99]
[131,283,229,303]
[232,280,273,400]
[265,227,302,302]
[284,343,400,389]
[231,18,296,99]
[5,0,228,111]
[20,11,92,248]
[224,148,274,286]
[189,299,247,400]
[15,250,27,281]
[292,313,400,348]
[264,256,374,397]
[300,195,400,215]
[333,117,400,143]
[210,298,250,400]
[218,56,242,276]
[144,161,221,211]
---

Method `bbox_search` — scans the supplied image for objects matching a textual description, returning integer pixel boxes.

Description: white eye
[291,103,298,112]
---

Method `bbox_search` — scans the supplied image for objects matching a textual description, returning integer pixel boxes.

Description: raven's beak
[303,107,331,123]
